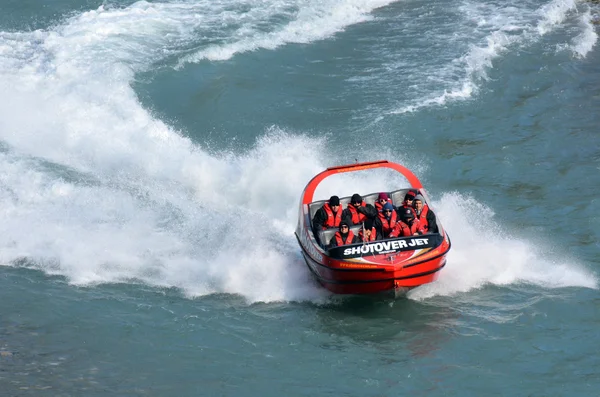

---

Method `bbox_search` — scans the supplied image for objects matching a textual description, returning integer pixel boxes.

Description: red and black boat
[295,160,451,296]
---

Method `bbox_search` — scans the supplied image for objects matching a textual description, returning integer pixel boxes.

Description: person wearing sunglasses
[374,192,393,212]
[377,202,398,239]
[399,189,418,211]
[328,221,358,249]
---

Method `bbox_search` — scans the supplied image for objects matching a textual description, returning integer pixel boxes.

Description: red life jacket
[390,219,423,238]
[346,201,367,225]
[389,221,409,238]
[415,205,429,232]
[378,210,397,237]
[323,203,342,229]
[358,227,377,242]
[334,231,355,246]
[408,219,424,235]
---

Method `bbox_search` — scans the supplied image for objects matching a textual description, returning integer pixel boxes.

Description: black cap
[351,193,362,204]
[364,219,373,230]
[329,195,340,206]
[401,208,415,220]
[339,220,349,230]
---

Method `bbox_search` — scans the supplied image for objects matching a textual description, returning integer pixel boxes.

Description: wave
[178,0,396,65]
[391,0,597,114]
[409,192,598,301]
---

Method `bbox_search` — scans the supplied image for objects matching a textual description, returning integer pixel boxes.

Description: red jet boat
[295,160,451,296]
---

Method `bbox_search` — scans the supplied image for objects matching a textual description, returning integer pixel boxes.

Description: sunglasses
[384,210,393,213]
[340,225,349,229]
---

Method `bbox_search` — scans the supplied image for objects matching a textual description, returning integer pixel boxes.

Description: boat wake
[391,0,598,114]
[408,192,598,301]
[0,1,596,304]
[2,133,595,304]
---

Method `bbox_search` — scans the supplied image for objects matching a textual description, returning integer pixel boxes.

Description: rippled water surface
[1,0,600,395]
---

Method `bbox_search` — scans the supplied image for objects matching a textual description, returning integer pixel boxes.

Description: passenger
[328,221,358,249]
[312,195,342,246]
[398,189,418,211]
[374,192,394,212]
[376,202,398,239]
[358,218,380,242]
[343,193,377,226]
[413,195,439,234]
[389,208,425,238]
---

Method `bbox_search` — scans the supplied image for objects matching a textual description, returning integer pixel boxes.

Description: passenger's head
[413,195,424,211]
[400,208,415,223]
[339,220,350,233]
[351,193,362,207]
[378,192,389,205]
[403,190,417,204]
[329,195,340,210]
[382,202,394,217]
[364,219,374,230]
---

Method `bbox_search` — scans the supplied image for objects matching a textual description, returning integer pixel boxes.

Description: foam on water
[178,0,396,65]
[409,193,598,301]
[536,0,579,36]
[392,0,597,114]
[563,8,598,58]
[0,0,596,304]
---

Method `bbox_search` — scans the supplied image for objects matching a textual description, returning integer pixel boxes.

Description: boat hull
[297,233,449,295]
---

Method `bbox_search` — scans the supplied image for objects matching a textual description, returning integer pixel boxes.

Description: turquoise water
[1,0,600,395]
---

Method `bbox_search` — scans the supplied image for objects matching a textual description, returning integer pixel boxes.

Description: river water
[1,0,599,395]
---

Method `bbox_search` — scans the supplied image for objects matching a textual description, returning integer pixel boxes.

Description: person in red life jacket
[312,195,342,246]
[412,195,439,234]
[376,202,398,239]
[313,195,342,230]
[358,218,380,242]
[374,192,394,212]
[389,207,425,238]
[328,221,358,249]
[342,193,377,226]
[397,189,418,214]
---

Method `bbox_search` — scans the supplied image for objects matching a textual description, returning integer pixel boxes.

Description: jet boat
[295,160,451,296]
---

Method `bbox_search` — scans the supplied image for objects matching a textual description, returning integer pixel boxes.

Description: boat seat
[350,225,362,237]
[339,196,351,209]
[309,200,327,222]
[362,192,382,207]
[319,228,338,248]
